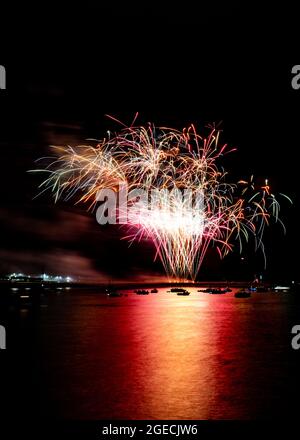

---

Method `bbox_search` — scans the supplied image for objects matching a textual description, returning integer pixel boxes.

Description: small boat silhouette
[235,289,251,298]
[136,289,149,295]
[198,288,228,294]
[177,290,190,296]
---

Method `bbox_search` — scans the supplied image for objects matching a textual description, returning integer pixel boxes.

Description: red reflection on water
[36,289,293,419]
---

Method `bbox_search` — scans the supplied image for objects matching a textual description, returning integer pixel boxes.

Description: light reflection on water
[30,288,300,419]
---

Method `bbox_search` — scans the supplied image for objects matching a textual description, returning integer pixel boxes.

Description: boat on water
[107,291,123,297]
[209,288,228,294]
[106,288,123,297]
[136,289,149,295]
[198,288,228,294]
[274,285,290,293]
[151,288,158,293]
[249,283,269,292]
[177,290,190,296]
[169,287,188,293]
[235,289,251,298]
[255,286,269,293]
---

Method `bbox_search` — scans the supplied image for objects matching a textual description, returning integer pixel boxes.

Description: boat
[169,287,188,293]
[274,285,290,293]
[209,288,228,294]
[198,287,228,294]
[151,288,158,293]
[106,288,123,297]
[136,289,149,295]
[201,288,227,294]
[255,286,268,293]
[177,290,190,296]
[107,291,123,297]
[235,289,251,298]
[250,284,268,292]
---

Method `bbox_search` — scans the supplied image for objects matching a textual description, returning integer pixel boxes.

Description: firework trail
[32,116,292,280]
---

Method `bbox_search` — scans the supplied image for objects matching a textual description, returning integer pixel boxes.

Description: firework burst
[32,116,291,280]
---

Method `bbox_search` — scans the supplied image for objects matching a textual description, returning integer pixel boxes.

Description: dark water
[2,288,300,419]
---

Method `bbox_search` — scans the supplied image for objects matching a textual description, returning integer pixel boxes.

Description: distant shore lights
[5,273,73,283]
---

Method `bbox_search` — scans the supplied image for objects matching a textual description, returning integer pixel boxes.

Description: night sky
[0,3,299,282]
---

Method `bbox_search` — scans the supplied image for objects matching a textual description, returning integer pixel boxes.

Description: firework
[32,116,291,280]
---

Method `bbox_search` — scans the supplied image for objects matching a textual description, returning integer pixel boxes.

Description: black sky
[0,3,299,282]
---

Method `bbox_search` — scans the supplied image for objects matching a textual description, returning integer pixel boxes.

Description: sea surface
[2,287,300,420]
